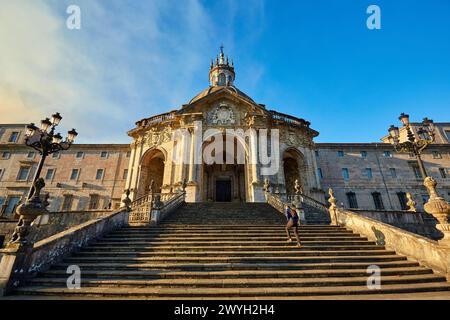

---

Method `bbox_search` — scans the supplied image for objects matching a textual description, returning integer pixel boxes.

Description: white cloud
[0,0,266,143]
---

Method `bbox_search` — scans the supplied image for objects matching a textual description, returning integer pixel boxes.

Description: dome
[188,85,255,105]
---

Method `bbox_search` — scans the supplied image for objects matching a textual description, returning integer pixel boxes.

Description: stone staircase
[9,202,450,299]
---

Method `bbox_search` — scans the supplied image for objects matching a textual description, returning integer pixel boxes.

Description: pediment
[178,86,269,123]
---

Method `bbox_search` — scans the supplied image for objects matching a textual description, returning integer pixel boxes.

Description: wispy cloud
[0,0,267,143]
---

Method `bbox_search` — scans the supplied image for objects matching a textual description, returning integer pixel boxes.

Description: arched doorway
[283,148,307,195]
[200,132,248,202]
[137,148,165,197]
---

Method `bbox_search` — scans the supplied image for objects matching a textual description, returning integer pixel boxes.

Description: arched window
[218,73,226,86]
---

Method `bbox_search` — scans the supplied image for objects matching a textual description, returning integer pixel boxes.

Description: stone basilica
[0,48,449,215]
[126,48,320,205]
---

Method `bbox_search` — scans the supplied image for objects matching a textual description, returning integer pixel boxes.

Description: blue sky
[0,0,449,143]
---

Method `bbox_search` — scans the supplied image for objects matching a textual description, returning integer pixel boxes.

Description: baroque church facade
[125,48,321,204]
[0,49,450,218]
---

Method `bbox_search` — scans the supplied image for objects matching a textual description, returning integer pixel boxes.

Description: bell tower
[209,45,235,87]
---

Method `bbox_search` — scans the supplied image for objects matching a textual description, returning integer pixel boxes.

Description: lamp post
[387,113,450,246]
[387,113,435,179]
[8,113,78,245]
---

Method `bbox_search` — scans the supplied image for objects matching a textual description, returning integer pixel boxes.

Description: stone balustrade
[334,207,450,280]
[0,208,129,295]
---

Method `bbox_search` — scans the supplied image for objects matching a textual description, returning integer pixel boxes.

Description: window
[365,168,373,179]
[61,194,74,211]
[389,168,397,178]
[4,196,21,216]
[445,130,450,142]
[346,192,358,209]
[100,151,108,159]
[383,151,392,158]
[432,151,442,159]
[218,73,226,86]
[397,192,408,210]
[360,151,367,158]
[2,152,11,159]
[409,162,423,179]
[52,152,60,159]
[342,168,349,181]
[123,169,128,180]
[0,168,4,181]
[27,151,35,159]
[76,151,84,159]
[17,167,30,181]
[8,132,19,143]
[70,169,79,180]
[315,151,319,157]
[126,151,131,158]
[88,194,100,210]
[337,151,344,157]
[439,168,447,179]
[372,192,385,210]
[95,169,104,180]
[45,168,55,180]
[316,168,323,179]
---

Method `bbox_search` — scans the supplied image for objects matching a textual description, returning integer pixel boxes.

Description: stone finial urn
[423,177,450,245]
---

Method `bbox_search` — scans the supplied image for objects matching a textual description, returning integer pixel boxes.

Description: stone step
[62,254,405,264]
[36,266,435,280]
[82,244,387,252]
[127,225,342,230]
[90,240,378,246]
[111,230,355,235]
[14,282,450,298]
[99,235,366,241]
[72,249,397,258]
[27,274,446,288]
[49,260,419,272]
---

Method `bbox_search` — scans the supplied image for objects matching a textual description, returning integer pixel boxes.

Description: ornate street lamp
[387,113,450,246]
[387,113,435,178]
[8,113,78,245]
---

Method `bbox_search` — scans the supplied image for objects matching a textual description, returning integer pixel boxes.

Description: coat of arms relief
[208,103,236,125]
[284,130,313,148]
[142,127,172,147]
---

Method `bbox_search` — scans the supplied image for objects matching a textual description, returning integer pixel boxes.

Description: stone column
[131,140,144,200]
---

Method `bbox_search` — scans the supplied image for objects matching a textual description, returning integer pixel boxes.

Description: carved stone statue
[181,179,187,193]
[328,188,337,211]
[122,189,132,212]
[294,179,303,194]
[263,179,270,192]
[328,188,338,226]
[406,192,417,212]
